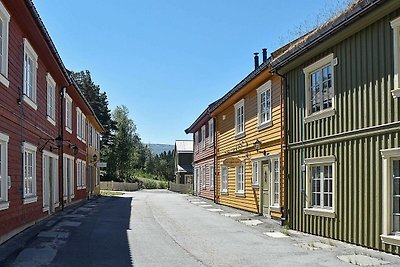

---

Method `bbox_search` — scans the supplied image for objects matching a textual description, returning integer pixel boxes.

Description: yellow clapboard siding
[215,73,285,214]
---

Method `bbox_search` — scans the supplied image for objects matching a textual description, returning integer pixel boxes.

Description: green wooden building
[272,0,400,253]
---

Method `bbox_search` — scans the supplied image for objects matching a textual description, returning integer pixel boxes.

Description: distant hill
[148,144,174,155]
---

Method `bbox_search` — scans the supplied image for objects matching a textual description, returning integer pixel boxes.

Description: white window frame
[209,164,214,190]
[0,132,9,210]
[380,148,400,246]
[46,73,56,125]
[42,150,59,212]
[235,162,245,195]
[304,155,336,218]
[201,165,206,189]
[270,157,280,208]
[251,161,259,186]
[63,154,75,200]
[221,165,228,194]
[201,125,206,149]
[76,108,86,143]
[22,142,37,204]
[391,17,400,98]
[303,53,337,123]
[208,119,214,145]
[0,2,10,88]
[234,99,245,138]
[65,93,73,133]
[76,159,86,190]
[194,131,199,154]
[257,80,272,130]
[23,38,38,110]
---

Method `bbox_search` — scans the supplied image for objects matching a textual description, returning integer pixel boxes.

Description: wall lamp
[91,154,98,163]
[253,139,268,156]
[69,144,79,155]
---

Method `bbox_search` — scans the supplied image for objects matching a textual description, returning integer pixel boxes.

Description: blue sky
[33,0,349,145]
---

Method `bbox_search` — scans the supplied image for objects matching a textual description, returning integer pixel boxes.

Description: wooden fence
[100,181,139,191]
[168,182,192,194]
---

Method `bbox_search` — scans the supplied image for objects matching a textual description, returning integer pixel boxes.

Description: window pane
[393,215,400,233]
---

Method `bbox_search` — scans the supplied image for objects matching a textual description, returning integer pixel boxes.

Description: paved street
[1,190,400,266]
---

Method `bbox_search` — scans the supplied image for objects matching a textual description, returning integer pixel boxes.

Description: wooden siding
[215,74,285,215]
[193,118,215,200]
[0,11,61,239]
[285,6,400,253]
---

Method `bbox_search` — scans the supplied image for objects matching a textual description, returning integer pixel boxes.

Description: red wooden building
[0,0,102,244]
[185,103,216,201]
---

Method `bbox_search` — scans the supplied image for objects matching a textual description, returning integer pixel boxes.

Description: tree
[71,70,116,149]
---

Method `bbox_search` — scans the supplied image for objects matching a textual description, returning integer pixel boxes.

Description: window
[76,159,86,189]
[257,81,272,129]
[234,99,245,138]
[303,53,336,123]
[221,165,228,194]
[380,148,400,246]
[270,158,280,207]
[96,168,100,186]
[0,2,10,87]
[201,125,206,149]
[202,165,206,189]
[0,132,9,210]
[304,155,336,218]
[63,154,74,200]
[194,132,199,153]
[208,119,214,144]
[209,164,214,190]
[391,17,400,97]
[252,161,259,186]
[23,142,37,204]
[96,133,101,151]
[23,39,38,110]
[42,151,59,212]
[65,93,73,133]
[236,163,245,195]
[46,73,56,125]
[76,108,86,143]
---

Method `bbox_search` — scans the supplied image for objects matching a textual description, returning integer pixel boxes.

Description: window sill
[235,192,245,197]
[65,127,72,134]
[43,206,49,212]
[23,95,37,111]
[23,196,38,205]
[47,116,56,126]
[0,74,9,88]
[304,208,335,218]
[0,201,9,211]
[381,235,400,246]
[391,88,400,98]
[221,191,228,195]
[251,184,259,189]
[235,132,245,139]
[258,120,272,131]
[270,206,281,213]
[304,109,335,124]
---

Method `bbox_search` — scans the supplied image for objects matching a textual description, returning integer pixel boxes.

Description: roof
[209,58,271,113]
[271,0,385,70]
[177,164,193,174]
[185,100,218,134]
[25,0,105,132]
[175,140,193,153]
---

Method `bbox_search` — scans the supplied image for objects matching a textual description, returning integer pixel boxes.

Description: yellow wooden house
[210,51,285,219]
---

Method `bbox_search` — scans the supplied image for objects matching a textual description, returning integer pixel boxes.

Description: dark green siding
[286,6,400,253]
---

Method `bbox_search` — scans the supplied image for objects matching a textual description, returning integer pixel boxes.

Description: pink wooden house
[185,103,216,201]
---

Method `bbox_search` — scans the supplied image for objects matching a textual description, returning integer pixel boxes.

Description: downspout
[212,117,216,203]
[60,86,65,211]
[275,70,288,226]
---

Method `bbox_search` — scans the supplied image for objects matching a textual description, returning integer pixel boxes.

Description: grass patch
[100,190,125,196]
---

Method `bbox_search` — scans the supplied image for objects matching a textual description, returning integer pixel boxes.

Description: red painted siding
[192,118,215,200]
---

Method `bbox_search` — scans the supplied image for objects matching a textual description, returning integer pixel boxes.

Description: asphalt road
[3,190,400,267]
